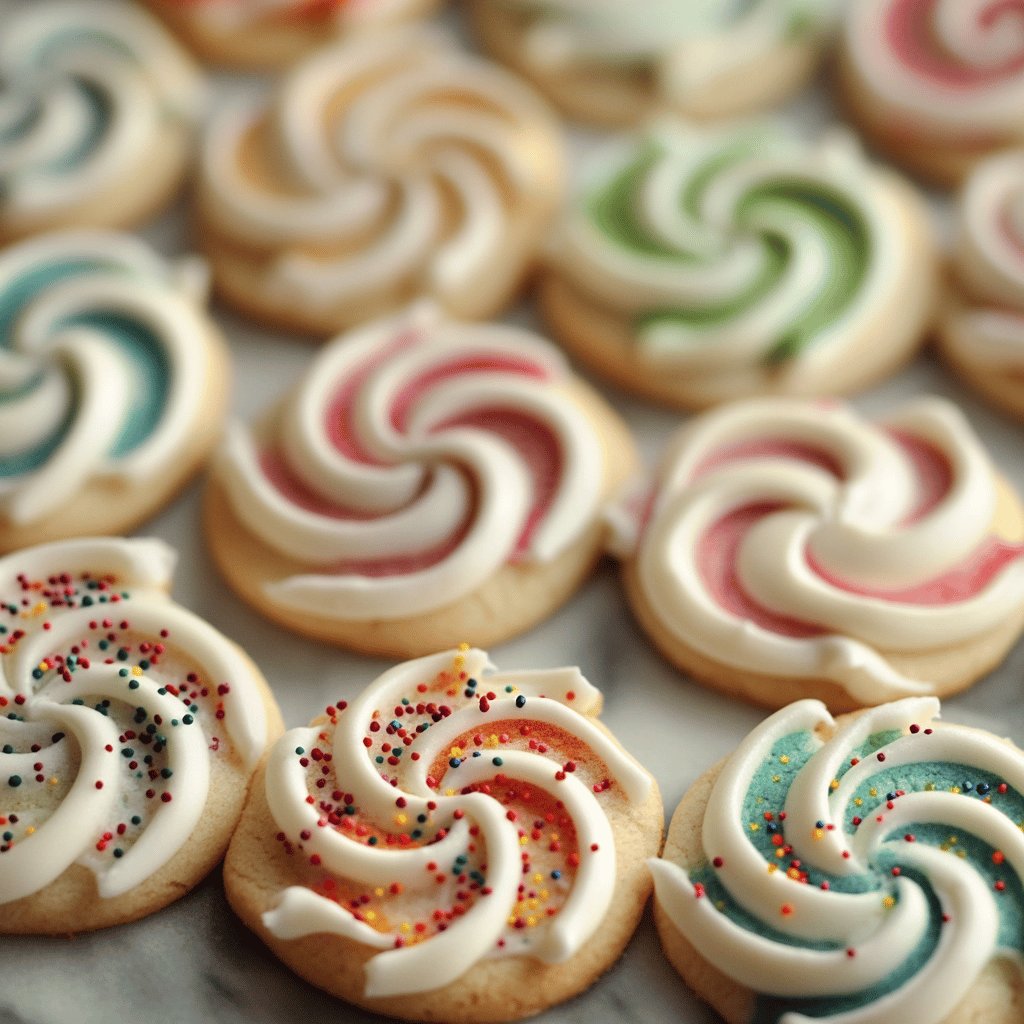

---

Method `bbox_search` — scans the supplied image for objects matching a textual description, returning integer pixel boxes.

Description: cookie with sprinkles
[937,149,1024,422]
[608,396,1024,711]
[0,231,231,552]
[224,647,662,1022]
[0,537,282,934]
[651,697,1024,1024]
[0,0,204,243]
[141,0,440,70]
[541,119,937,410]
[839,0,1024,185]
[204,302,637,657]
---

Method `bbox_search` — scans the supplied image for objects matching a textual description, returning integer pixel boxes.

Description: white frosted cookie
[205,303,637,657]
[541,120,937,410]
[937,149,1024,421]
[0,231,230,552]
[651,697,1024,1024]
[609,396,1024,711]
[1,537,282,934]
[142,0,440,70]
[225,647,662,1022]
[469,0,838,127]
[840,0,1024,185]
[0,0,204,242]
[196,28,565,337]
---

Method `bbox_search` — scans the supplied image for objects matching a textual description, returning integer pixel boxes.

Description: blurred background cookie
[1,536,282,934]
[542,121,937,409]
[0,0,204,243]
[468,0,838,127]
[196,27,565,336]
[225,647,662,1022]
[206,303,637,656]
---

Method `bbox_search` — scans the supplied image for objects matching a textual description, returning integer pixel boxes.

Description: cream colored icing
[651,697,1024,1024]
[945,149,1024,371]
[214,302,605,621]
[550,120,914,397]
[0,0,203,224]
[610,396,1024,704]
[0,231,218,525]
[262,647,652,997]
[498,0,836,103]
[843,0,1024,138]
[198,27,560,312]
[0,537,268,906]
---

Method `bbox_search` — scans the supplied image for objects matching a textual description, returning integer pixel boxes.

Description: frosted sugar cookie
[840,0,1024,185]
[142,0,439,70]
[609,396,1024,711]
[0,231,230,552]
[1,537,282,934]
[541,121,937,410]
[469,0,838,128]
[938,149,1024,421]
[0,0,204,242]
[225,647,662,1022]
[206,303,637,657]
[651,697,1024,1024]
[196,28,564,336]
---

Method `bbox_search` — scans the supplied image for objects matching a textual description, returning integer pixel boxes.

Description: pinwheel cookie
[468,0,838,128]
[0,0,204,243]
[0,231,230,552]
[937,150,1024,421]
[541,121,937,410]
[651,698,1024,1024]
[1,537,282,934]
[225,647,662,1022]
[609,397,1024,712]
[840,0,1024,186]
[142,0,440,70]
[206,304,637,657]
[196,28,564,337]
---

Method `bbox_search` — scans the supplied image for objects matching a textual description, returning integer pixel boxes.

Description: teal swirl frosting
[651,698,1024,1024]
[0,231,213,526]
[554,122,904,375]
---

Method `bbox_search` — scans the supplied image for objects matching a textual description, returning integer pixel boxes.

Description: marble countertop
[5,7,1024,1024]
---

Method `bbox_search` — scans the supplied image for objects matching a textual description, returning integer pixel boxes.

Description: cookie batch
[3,1,1024,1023]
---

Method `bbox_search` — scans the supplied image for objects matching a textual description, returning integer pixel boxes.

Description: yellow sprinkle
[449,746,464,759]
[519,835,528,846]
[854,798,863,807]
[533,873,543,884]
[882,896,896,909]
[507,915,518,926]
[25,826,35,836]
[957,849,967,859]
[539,889,549,901]
[749,823,761,832]
[394,813,407,826]
[924,783,936,792]
[813,829,824,841]
[374,887,385,897]
[948,836,958,845]
[779,755,790,765]
[829,779,840,791]
[400,922,412,934]
[771,775,781,784]
[775,849,785,859]
[526,916,538,928]
[715,900,726,911]
[48,777,58,786]
[445,788,456,797]
[527,898,539,910]
[767,864,778,874]
[132,665,143,677]
[869,788,878,797]
[364,911,377,923]
[486,735,500,749]
[458,642,470,652]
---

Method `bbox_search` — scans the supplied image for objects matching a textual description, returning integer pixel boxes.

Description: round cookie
[205,302,638,657]
[225,646,663,1022]
[196,28,565,337]
[937,149,1024,421]
[0,1,204,243]
[468,0,838,128]
[0,231,231,552]
[839,0,1024,186]
[142,0,440,70]
[541,120,938,410]
[650,697,1024,1024]
[608,396,1024,712]
[0,536,283,934]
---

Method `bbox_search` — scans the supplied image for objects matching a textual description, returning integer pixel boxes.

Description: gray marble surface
[4,5,1024,1024]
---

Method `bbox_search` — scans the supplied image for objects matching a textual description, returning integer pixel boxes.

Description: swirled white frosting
[551,121,915,393]
[0,537,268,906]
[495,0,837,104]
[944,149,1024,371]
[261,647,652,998]
[843,0,1024,138]
[0,0,203,226]
[652,697,1024,1024]
[214,302,606,621]
[198,27,561,316]
[0,231,219,526]
[610,397,1024,705]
